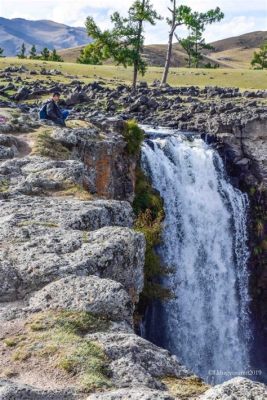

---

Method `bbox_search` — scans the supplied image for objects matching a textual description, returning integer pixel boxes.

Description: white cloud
[1,0,267,43]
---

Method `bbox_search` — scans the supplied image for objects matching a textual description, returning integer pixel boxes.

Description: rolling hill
[59,30,267,69]
[0,17,91,56]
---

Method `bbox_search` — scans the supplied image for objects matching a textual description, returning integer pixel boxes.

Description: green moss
[0,179,9,193]
[161,376,209,399]
[133,167,172,307]
[32,129,70,160]
[248,184,267,267]
[17,220,59,228]
[123,120,144,156]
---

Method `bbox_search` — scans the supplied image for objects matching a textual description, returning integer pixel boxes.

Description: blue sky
[1,0,267,43]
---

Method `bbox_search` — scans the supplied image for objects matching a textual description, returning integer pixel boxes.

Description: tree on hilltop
[40,47,50,61]
[251,42,267,69]
[17,43,27,59]
[83,0,161,89]
[29,45,39,59]
[49,49,64,62]
[161,2,224,83]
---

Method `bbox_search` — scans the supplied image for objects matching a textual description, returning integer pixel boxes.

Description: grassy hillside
[58,30,267,69]
[0,58,266,90]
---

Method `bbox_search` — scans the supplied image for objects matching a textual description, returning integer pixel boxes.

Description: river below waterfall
[141,128,251,384]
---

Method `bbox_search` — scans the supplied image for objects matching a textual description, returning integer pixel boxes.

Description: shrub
[133,167,172,310]
[123,120,144,155]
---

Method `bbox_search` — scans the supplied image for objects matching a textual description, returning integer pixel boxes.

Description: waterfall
[141,131,251,384]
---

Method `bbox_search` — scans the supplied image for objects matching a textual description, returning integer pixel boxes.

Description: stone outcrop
[199,377,267,399]
[216,115,267,187]
[84,333,189,390]
[53,126,137,201]
[0,380,76,400]
[28,276,133,325]
[87,388,173,400]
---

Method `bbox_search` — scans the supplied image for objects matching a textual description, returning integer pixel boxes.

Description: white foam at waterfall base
[141,134,251,384]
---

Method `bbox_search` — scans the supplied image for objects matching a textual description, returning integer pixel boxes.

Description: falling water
[141,130,251,384]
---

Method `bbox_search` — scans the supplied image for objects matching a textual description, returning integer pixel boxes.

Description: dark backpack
[39,101,49,119]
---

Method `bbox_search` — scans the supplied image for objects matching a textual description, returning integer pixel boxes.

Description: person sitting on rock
[39,92,69,126]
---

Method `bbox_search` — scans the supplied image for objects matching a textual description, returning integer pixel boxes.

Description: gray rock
[85,332,190,390]
[65,91,89,106]
[198,377,267,400]
[0,379,75,400]
[13,86,30,101]
[29,275,133,324]
[0,195,133,231]
[86,388,174,400]
[0,224,144,301]
[0,156,85,196]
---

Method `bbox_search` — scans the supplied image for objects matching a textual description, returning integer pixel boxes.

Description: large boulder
[85,332,190,390]
[199,377,267,399]
[29,276,133,324]
[0,225,145,301]
[0,379,75,400]
[0,195,133,231]
[87,388,174,400]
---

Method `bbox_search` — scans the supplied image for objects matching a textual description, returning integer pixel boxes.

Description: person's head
[52,92,60,102]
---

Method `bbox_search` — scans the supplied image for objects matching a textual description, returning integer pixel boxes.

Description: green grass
[4,311,111,393]
[31,128,70,160]
[0,58,266,90]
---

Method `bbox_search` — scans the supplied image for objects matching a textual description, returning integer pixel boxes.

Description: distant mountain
[0,17,91,56]
[58,30,267,69]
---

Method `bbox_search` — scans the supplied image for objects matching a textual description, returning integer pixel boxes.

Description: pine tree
[29,45,38,59]
[0,48,4,58]
[40,47,50,61]
[84,0,161,89]
[17,43,26,59]
[49,49,64,62]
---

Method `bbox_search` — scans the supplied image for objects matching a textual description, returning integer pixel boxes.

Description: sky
[1,0,267,44]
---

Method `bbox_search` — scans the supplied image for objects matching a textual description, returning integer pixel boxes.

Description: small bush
[123,120,144,155]
[133,167,172,308]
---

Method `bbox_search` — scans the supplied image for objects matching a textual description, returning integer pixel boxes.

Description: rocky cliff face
[212,116,267,381]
